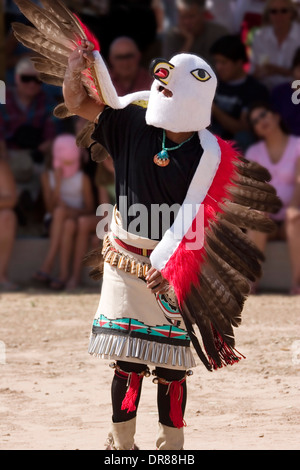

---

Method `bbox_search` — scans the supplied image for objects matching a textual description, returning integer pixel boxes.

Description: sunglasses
[20,75,42,84]
[250,110,269,126]
[269,8,290,15]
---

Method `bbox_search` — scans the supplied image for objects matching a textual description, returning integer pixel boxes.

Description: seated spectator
[233,0,266,34]
[162,0,228,63]
[206,0,237,34]
[250,0,300,90]
[108,0,159,63]
[210,35,270,151]
[271,48,300,136]
[108,37,153,96]
[246,102,300,295]
[0,58,57,223]
[66,155,115,290]
[161,0,178,30]
[0,156,18,291]
[33,134,95,290]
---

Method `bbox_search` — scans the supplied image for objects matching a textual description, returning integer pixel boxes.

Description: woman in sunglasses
[246,102,300,295]
[250,0,300,90]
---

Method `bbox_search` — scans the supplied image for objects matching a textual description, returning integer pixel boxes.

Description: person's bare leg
[67,215,98,289]
[39,206,68,275]
[285,217,300,293]
[57,218,77,284]
[247,230,269,293]
[0,209,17,285]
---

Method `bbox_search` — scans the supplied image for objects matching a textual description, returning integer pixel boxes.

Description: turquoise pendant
[153,149,170,167]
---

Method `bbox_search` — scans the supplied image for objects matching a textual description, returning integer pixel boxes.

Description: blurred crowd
[0,0,300,293]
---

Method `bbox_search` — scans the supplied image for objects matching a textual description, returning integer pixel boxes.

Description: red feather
[161,137,240,307]
[73,14,100,51]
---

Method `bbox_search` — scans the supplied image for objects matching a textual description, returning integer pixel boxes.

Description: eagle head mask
[145,54,217,133]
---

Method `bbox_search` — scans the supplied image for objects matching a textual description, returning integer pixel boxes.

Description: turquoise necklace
[154,130,195,167]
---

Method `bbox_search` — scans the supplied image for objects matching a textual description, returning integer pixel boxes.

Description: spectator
[246,102,300,295]
[33,134,95,290]
[108,37,153,96]
[66,156,115,290]
[210,35,270,151]
[162,0,228,63]
[0,58,57,219]
[108,0,158,62]
[233,0,266,34]
[271,48,300,136]
[0,156,18,292]
[161,0,178,30]
[206,0,237,34]
[250,0,300,90]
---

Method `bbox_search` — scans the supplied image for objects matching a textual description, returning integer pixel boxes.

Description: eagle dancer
[12,0,281,450]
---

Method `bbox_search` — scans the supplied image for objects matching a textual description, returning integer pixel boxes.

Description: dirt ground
[0,287,299,451]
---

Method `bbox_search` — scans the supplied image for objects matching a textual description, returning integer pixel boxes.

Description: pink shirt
[245,136,300,221]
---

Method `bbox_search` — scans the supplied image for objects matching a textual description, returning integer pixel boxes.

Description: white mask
[145,54,217,133]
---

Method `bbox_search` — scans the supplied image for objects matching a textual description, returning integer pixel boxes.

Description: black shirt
[92,105,203,240]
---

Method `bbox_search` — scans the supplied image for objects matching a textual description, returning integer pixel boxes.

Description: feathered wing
[12,0,104,104]
[11,0,150,162]
[150,135,282,371]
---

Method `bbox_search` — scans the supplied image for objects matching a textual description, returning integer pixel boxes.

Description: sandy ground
[0,287,299,451]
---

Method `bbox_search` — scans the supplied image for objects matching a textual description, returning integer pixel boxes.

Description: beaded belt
[102,234,151,280]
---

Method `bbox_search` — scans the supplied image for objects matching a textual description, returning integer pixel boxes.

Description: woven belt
[113,235,153,258]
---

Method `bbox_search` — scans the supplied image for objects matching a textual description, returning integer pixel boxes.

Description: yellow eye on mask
[191,69,211,82]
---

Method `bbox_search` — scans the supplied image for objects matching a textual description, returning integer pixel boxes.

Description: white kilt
[88,208,196,370]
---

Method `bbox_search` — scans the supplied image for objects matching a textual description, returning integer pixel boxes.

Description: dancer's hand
[146,267,169,295]
[68,39,95,73]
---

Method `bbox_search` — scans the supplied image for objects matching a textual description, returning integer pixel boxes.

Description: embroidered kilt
[88,208,196,370]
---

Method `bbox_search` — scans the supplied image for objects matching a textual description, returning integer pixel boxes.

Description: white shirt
[250,21,300,90]
[48,170,84,210]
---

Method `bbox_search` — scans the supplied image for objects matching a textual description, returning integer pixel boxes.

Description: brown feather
[39,0,86,37]
[201,263,242,326]
[178,303,213,371]
[211,218,265,262]
[228,184,282,213]
[13,31,69,66]
[90,143,109,163]
[76,122,96,148]
[38,73,64,87]
[204,245,250,308]
[234,160,272,183]
[88,266,104,281]
[53,103,74,119]
[183,290,223,366]
[14,0,78,48]
[12,22,72,55]
[82,247,103,268]
[220,202,277,233]
[30,56,66,78]
[232,173,276,194]
[206,222,262,280]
